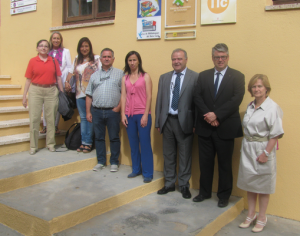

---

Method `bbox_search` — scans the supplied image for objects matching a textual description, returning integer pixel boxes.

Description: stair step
[0,131,66,146]
[0,75,11,79]
[0,85,21,89]
[0,149,97,194]
[0,95,23,100]
[0,164,164,236]
[0,106,28,113]
[0,118,42,129]
[56,191,242,236]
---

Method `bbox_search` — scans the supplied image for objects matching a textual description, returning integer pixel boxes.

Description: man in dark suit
[155,48,198,199]
[193,43,245,207]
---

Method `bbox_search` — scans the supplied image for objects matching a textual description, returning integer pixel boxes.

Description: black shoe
[157,186,175,195]
[218,199,229,208]
[181,187,191,199]
[193,194,210,202]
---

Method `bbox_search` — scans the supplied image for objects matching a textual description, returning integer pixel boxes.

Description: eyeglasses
[38,45,49,48]
[213,56,228,60]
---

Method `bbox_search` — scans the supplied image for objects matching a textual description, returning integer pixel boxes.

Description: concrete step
[0,118,43,137]
[0,148,97,194]
[0,106,28,113]
[0,131,66,146]
[0,95,23,100]
[54,191,243,236]
[0,106,29,121]
[0,95,24,107]
[0,118,40,129]
[0,162,164,236]
[0,85,22,95]
[0,131,66,155]
[0,85,21,88]
[0,75,11,79]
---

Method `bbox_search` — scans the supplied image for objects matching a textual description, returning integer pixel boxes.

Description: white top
[169,67,187,115]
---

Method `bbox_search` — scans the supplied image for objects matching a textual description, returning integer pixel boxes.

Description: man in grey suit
[155,48,198,199]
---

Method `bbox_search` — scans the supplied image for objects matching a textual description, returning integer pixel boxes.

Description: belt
[244,135,269,142]
[93,106,114,110]
[168,114,178,119]
[32,83,56,88]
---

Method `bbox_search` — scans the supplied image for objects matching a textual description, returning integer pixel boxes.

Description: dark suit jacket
[155,68,198,134]
[193,67,245,139]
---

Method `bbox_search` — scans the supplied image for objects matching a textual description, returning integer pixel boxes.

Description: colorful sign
[137,0,162,40]
[165,0,197,28]
[201,0,236,25]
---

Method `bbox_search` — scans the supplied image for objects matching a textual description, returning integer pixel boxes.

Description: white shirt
[51,48,72,83]
[169,67,187,115]
[214,66,228,94]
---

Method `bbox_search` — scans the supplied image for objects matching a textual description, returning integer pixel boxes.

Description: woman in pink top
[121,51,153,183]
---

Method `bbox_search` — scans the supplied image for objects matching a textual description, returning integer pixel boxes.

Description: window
[63,0,115,25]
[272,0,300,4]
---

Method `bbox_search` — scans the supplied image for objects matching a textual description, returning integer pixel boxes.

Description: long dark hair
[77,37,94,64]
[123,51,146,75]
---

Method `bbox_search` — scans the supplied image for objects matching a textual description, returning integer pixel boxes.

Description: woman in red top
[22,39,63,155]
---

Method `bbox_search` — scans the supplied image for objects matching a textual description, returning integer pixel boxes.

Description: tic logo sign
[201,0,236,25]
[207,0,229,14]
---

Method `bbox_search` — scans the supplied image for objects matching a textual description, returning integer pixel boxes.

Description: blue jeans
[91,107,120,165]
[76,97,94,145]
[126,114,153,178]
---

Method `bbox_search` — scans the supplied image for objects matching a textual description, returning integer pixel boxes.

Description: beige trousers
[28,84,59,150]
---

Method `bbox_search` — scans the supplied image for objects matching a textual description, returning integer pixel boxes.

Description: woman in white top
[65,37,101,153]
[237,74,284,233]
[41,31,72,134]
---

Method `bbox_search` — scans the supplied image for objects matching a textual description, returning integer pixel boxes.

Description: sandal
[77,144,84,152]
[83,145,92,153]
[55,126,60,134]
[40,126,47,134]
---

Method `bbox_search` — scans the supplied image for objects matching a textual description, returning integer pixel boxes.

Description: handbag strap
[52,56,57,83]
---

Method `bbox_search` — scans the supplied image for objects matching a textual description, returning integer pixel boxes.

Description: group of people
[155,44,283,233]
[22,36,283,233]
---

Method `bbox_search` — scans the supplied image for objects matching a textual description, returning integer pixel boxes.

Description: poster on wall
[165,0,197,28]
[10,0,37,15]
[201,0,236,25]
[137,0,162,40]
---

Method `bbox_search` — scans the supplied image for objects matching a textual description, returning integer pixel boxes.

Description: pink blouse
[125,74,150,117]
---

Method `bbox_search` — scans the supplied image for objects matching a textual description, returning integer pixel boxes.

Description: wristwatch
[264,150,270,157]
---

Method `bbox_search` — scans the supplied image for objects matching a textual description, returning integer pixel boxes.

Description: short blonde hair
[248,74,271,97]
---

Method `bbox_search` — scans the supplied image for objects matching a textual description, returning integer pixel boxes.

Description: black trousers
[198,130,234,200]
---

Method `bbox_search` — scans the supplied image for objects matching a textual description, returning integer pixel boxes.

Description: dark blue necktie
[171,72,182,111]
[214,72,220,98]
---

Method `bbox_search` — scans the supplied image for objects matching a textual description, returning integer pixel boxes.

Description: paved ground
[215,210,300,236]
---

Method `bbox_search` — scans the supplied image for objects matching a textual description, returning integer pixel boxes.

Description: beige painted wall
[1,0,299,221]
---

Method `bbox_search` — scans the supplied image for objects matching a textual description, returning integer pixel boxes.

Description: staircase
[0,75,65,156]
[0,149,243,236]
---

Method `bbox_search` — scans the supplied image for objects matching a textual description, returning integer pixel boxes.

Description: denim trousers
[126,114,153,178]
[76,97,94,146]
[91,107,120,165]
